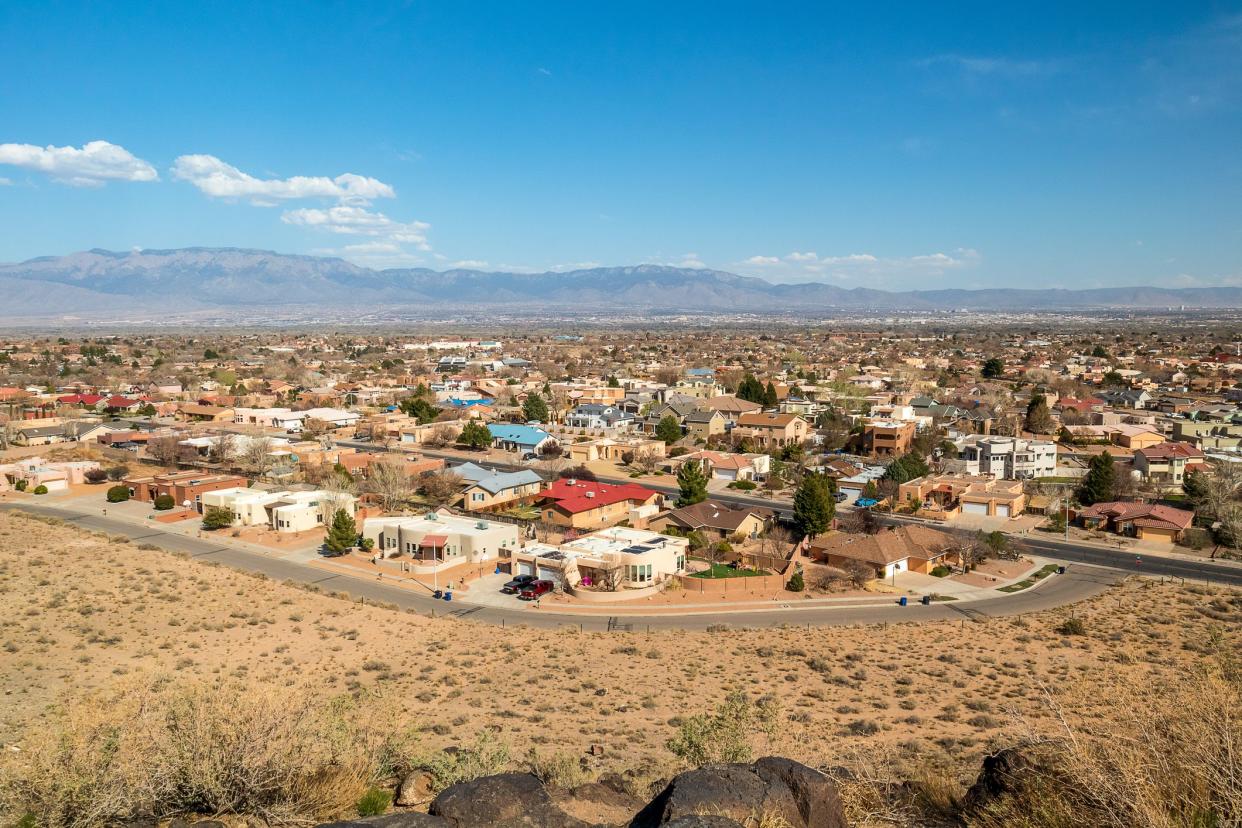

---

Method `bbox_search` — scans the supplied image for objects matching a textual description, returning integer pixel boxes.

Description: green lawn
[689,562,770,579]
[997,563,1061,593]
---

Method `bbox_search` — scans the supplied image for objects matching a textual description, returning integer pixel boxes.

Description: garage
[995,504,1011,518]
[517,562,534,577]
[536,566,560,582]
[962,502,988,516]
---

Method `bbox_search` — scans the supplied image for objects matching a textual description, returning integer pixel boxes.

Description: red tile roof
[1136,442,1205,460]
[1079,501,1194,531]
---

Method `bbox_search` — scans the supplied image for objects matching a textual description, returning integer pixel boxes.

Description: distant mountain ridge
[2,247,1239,317]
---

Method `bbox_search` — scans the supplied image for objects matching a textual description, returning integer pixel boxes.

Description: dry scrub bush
[666,691,782,767]
[968,643,1241,828]
[0,677,415,826]
[418,729,511,793]
[526,746,591,789]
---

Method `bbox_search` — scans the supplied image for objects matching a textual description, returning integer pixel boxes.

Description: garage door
[995,504,1011,518]
[962,502,988,516]
[517,562,534,577]
[536,566,560,582]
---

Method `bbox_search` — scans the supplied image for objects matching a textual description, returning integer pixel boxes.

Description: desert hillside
[0,509,1237,825]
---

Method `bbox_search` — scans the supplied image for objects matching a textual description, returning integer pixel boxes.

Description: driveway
[459,572,535,609]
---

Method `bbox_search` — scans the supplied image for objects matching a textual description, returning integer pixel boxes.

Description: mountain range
[2,247,1240,318]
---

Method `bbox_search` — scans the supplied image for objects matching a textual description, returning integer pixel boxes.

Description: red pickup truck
[518,579,554,601]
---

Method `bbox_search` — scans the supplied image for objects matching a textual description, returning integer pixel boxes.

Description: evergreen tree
[1077,451,1116,505]
[981,357,1005,378]
[522,393,550,423]
[201,507,235,531]
[676,460,709,507]
[325,508,358,555]
[793,473,835,539]
[762,381,779,408]
[1024,392,1055,434]
[882,453,929,485]
[787,567,805,592]
[606,375,620,388]
[459,420,493,449]
[399,395,439,424]
[656,414,683,445]
[737,374,765,404]
[1183,468,1211,511]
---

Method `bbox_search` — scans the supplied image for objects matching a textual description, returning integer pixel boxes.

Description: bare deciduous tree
[419,468,464,506]
[630,447,660,474]
[365,460,415,512]
[242,436,275,474]
[207,432,238,466]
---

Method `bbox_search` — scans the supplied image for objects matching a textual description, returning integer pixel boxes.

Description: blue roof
[486,423,551,447]
[455,462,543,494]
[448,397,493,408]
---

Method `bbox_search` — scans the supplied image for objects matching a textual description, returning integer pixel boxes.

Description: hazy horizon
[2,3,1241,291]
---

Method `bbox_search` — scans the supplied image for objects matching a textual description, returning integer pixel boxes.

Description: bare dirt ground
[0,508,1236,797]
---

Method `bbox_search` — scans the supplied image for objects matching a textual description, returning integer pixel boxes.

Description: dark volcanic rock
[429,771,589,827]
[317,814,449,828]
[633,756,846,828]
[963,747,1037,811]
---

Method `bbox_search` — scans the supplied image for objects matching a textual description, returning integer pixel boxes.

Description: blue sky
[1,2,1240,289]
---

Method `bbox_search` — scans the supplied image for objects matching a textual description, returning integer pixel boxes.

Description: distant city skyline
[2,2,1241,290]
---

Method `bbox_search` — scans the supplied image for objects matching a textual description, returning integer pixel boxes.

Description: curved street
[0,500,1151,631]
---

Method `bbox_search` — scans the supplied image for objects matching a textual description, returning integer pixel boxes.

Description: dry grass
[0,678,412,826]
[964,648,1242,828]
[0,510,1238,825]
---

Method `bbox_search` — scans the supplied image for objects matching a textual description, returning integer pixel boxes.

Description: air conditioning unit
[476,521,488,530]
[585,491,595,498]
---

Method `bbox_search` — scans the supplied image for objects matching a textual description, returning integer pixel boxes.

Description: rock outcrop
[315,757,846,828]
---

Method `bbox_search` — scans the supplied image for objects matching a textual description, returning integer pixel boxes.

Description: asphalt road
[3,501,1130,631]
[348,441,1242,587]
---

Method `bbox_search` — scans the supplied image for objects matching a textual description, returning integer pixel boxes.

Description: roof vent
[585,491,595,498]
[476,520,489,530]
[426,512,438,520]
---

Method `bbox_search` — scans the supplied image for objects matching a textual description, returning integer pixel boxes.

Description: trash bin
[1057,565,1066,575]
[899,596,908,607]
[921,595,931,606]
[433,589,443,599]
[443,591,452,602]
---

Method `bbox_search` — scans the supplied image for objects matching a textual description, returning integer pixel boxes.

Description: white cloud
[0,140,158,187]
[737,248,980,284]
[450,259,489,269]
[0,177,11,186]
[916,54,1065,78]
[281,205,431,249]
[172,154,394,205]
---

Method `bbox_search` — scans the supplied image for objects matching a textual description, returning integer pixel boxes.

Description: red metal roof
[539,478,659,514]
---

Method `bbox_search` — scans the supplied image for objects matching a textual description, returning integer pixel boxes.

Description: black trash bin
[1057,565,1066,575]
[920,595,931,606]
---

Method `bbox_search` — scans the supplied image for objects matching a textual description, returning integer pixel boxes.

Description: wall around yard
[675,572,786,596]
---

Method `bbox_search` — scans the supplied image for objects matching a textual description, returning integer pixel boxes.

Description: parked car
[833,491,848,503]
[518,579,554,601]
[521,452,538,461]
[501,574,536,594]
[855,497,879,508]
